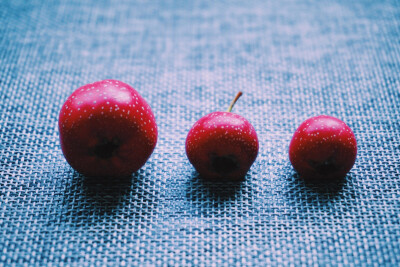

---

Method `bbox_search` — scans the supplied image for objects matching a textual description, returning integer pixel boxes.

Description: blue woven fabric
[1,0,400,265]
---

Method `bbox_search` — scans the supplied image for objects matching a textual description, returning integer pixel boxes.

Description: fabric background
[1,0,400,265]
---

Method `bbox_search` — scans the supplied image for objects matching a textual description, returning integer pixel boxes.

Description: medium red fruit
[185,92,259,180]
[58,79,157,177]
[289,115,357,180]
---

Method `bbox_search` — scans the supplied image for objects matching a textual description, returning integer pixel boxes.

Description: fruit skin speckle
[289,115,357,181]
[185,111,259,180]
[58,79,157,177]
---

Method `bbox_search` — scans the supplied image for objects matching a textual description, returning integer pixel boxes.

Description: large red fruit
[185,92,259,180]
[58,79,157,177]
[289,115,357,180]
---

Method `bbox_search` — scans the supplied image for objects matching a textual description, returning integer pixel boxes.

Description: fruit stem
[227,92,243,112]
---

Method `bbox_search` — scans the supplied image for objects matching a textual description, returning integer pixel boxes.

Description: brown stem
[227,92,243,112]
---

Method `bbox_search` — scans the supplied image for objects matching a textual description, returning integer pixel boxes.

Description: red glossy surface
[186,111,259,180]
[289,115,357,180]
[58,79,157,177]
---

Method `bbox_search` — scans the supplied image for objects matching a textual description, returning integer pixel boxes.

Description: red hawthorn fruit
[289,115,357,180]
[185,92,259,180]
[58,79,157,177]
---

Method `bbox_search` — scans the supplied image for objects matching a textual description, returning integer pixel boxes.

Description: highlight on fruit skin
[289,115,357,181]
[185,92,259,180]
[58,79,158,177]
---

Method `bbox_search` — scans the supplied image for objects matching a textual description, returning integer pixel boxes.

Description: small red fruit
[58,79,157,177]
[185,92,259,180]
[289,115,357,180]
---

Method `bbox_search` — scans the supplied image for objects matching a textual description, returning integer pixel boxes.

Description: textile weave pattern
[1,0,400,266]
